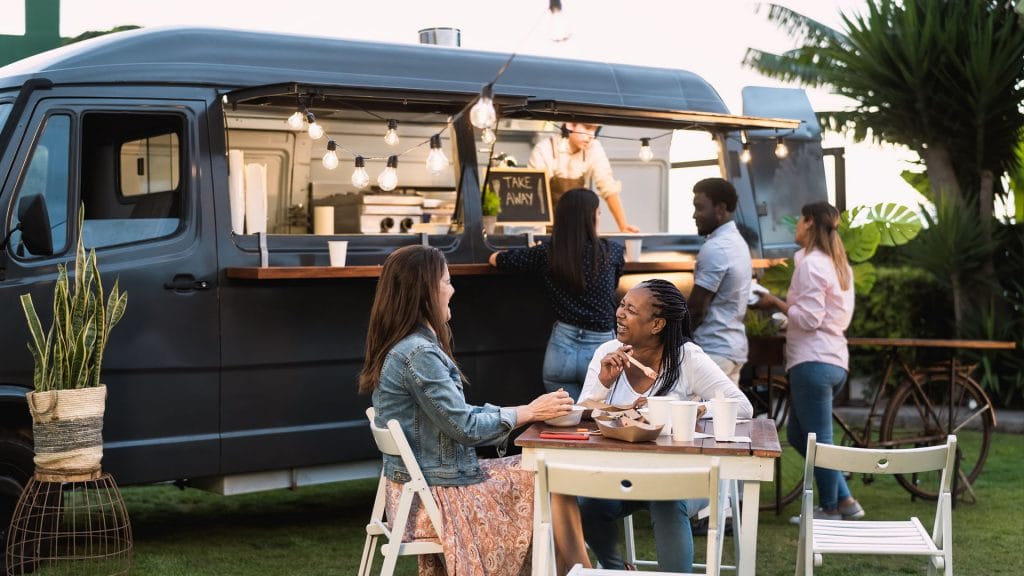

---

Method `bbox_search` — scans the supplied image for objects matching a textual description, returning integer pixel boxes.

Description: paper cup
[711,398,740,441]
[645,396,673,436]
[625,238,643,262]
[328,241,348,267]
[670,400,699,442]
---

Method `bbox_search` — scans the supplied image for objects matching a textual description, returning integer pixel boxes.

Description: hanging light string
[278,2,557,190]
[728,125,801,163]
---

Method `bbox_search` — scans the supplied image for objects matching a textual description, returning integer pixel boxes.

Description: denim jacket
[372,327,517,486]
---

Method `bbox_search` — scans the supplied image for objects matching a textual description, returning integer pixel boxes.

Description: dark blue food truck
[0,26,831,542]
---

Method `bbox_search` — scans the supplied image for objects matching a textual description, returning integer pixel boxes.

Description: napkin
[716,435,752,443]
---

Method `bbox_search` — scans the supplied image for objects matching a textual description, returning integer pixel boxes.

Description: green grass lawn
[121,431,1024,575]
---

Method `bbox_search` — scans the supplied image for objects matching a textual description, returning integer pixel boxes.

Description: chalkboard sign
[487,169,552,225]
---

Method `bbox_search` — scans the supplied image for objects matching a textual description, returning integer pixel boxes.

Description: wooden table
[516,418,781,576]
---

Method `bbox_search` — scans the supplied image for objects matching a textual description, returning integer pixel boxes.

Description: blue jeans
[787,361,851,510]
[543,321,613,401]
[579,497,700,572]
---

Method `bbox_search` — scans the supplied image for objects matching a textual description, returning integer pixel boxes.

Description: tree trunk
[919,144,962,206]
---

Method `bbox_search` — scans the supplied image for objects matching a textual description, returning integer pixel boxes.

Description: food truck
[0,26,831,532]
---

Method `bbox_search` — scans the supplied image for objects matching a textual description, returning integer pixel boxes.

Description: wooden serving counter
[226,258,786,280]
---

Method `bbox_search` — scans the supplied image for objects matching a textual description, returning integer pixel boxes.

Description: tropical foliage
[20,213,127,391]
[744,1,1024,214]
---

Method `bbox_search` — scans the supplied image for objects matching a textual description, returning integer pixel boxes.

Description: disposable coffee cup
[711,398,740,441]
[771,311,788,330]
[625,238,643,262]
[645,396,673,436]
[328,240,348,267]
[669,400,699,442]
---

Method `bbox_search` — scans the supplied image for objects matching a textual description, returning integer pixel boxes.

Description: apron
[548,138,587,207]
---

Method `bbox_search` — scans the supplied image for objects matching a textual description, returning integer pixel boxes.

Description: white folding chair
[795,433,957,576]
[358,407,446,576]
[623,479,741,572]
[537,455,726,576]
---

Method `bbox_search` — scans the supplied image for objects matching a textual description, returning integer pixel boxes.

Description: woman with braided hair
[577,278,751,572]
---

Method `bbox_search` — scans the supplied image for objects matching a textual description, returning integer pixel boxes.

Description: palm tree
[743,1,1024,216]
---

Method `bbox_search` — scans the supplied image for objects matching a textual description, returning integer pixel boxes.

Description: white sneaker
[789,507,842,525]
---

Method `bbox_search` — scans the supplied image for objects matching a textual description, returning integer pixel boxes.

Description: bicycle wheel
[879,371,993,499]
[748,376,804,511]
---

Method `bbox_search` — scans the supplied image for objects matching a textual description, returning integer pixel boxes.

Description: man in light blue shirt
[689,178,752,384]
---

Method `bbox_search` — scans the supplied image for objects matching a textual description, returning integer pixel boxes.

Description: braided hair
[637,279,694,396]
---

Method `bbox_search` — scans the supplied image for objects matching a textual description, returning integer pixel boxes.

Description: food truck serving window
[224,100,458,236]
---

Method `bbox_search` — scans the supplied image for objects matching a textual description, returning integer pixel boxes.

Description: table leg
[738,480,761,576]
[532,472,549,576]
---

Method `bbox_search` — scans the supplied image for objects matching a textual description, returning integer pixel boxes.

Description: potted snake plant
[19,209,127,481]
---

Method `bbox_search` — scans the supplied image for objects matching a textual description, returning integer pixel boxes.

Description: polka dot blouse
[495,239,625,332]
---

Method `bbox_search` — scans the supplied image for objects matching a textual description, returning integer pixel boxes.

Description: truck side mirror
[17,194,54,257]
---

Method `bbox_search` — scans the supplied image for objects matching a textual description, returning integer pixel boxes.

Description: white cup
[669,400,700,442]
[625,238,643,262]
[711,398,740,441]
[645,396,673,436]
[771,311,789,330]
[328,240,348,267]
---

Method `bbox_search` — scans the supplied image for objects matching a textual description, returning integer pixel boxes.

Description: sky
[2,0,930,211]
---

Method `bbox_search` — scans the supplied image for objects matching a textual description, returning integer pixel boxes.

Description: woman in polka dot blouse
[489,188,625,400]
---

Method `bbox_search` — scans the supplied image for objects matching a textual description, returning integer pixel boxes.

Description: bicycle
[743,337,1013,513]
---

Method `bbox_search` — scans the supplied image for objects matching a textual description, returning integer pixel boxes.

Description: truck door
[0,93,220,485]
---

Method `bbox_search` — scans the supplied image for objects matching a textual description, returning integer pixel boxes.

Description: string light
[481,127,496,144]
[322,140,339,170]
[470,84,497,129]
[305,112,324,140]
[638,137,654,162]
[378,155,399,191]
[351,156,370,189]
[557,125,571,153]
[548,0,572,42]
[774,139,789,159]
[426,134,449,175]
[286,110,305,130]
[740,142,752,163]
[384,119,400,146]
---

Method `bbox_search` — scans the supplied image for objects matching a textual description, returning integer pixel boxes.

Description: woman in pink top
[755,202,864,522]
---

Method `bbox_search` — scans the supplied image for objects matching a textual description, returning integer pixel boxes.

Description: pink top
[784,248,855,371]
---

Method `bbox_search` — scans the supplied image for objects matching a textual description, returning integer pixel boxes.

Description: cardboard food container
[594,413,663,443]
[579,399,640,421]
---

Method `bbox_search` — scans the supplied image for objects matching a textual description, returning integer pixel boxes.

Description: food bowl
[594,414,663,442]
[543,405,586,427]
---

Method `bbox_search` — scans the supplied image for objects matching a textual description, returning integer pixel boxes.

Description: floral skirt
[384,455,534,576]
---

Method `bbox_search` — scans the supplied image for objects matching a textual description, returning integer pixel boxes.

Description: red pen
[539,431,590,441]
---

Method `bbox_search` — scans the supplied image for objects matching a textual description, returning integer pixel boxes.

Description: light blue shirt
[693,220,752,363]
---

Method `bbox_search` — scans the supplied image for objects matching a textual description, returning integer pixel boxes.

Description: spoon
[625,353,658,379]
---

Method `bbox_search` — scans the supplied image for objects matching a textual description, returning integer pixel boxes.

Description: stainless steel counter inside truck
[0,26,831,545]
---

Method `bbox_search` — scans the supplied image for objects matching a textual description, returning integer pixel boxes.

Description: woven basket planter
[26,385,106,482]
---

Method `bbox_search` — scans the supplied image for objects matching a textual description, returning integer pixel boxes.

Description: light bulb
[740,145,752,163]
[548,0,572,42]
[557,125,571,153]
[426,134,448,175]
[481,127,496,144]
[638,138,654,162]
[384,119,400,146]
[378,155,399,191]
[322,140,339,170]
[351,156,370,189]
[470,85,497,129]
[287,110,304,130]
[775,140,789,158]
[305,112,324,140]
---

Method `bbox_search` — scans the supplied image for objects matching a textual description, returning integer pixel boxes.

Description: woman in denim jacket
[489,188,625,401]
[358,245,591,576]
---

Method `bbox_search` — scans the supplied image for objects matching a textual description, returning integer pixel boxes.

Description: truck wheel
[0,432,34,572]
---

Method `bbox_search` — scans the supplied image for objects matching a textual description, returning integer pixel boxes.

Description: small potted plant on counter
[482,184,501,235]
